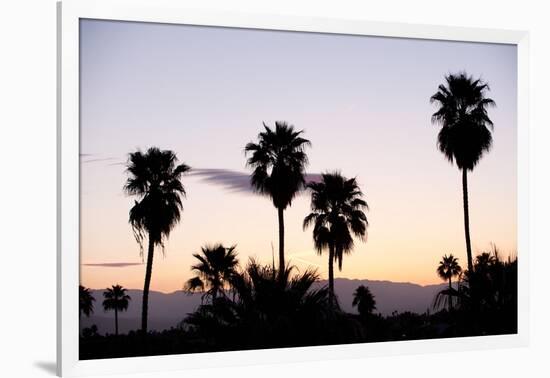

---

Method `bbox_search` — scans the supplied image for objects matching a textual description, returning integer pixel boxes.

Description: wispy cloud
[189,168,322,194]
[287,250,324,270]
[290,257,323,270]
[80,153,123,164]
[189,168,253,193]
[83,262,143,268]
[81,157,119,164]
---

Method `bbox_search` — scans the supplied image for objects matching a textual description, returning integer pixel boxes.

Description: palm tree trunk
[277,207,285,279]
[328,244,335,308]
[448,277,453,311]
[141,235,155,334]
[115,307,119,336]
[462,168,473,273]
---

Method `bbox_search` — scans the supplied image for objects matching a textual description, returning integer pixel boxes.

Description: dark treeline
[80,246,517,359]
[79,72,518,359]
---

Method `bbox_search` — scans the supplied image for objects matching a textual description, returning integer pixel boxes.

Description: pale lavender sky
[80,19,517,292]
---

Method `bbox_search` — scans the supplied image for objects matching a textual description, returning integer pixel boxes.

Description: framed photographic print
[57,0,529,376]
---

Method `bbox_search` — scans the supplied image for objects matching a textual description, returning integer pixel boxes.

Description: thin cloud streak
[80,153,122,164]
[82,157,119,164]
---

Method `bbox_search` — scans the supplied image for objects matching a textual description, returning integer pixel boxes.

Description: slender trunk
[328,244,335,308]
[448,277,453,311]
[212,284,218,302]
[141,235,155,334]
[462,168,473,274]
[277,207,285,280]
[115,308,119,336]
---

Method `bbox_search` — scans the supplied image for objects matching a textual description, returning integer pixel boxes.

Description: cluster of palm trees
[183,252,333,348]
[79,284,131,336]
[178,244,383,349]
[433,247,517,327]
[83,71,496,338]
[124,122,370,333]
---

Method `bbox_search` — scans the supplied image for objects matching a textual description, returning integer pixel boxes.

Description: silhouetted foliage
[304,172,368,306]
[186,260,318,345]
[352,285,376,317]
[245,122,311,277]
[102,285,131,336]
[180,259,367,349]
[430,72,495,273]
[78,85,516,360]
[79,285,95,318]
[80,246,517,360]
[435,254,462,310]
[124,147,190,334]
[184,244,239,302]
[433,247,517,335]
[82,325,99,339]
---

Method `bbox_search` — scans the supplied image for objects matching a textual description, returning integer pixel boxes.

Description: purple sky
[79,19,517,292]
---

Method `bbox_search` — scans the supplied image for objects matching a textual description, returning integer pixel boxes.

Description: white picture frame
[57,0,530,376]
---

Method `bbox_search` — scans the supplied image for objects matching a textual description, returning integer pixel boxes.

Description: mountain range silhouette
[81,278,447,335]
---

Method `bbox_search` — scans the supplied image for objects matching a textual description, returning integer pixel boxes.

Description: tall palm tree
[124,147,190,334]
[303,172,369,306]
[245,121,311,277]
[430,72,495,273]
[436,254,462,310]
[102,285,131,336]
[352,285,376,317]
[184,244,239,302]
[79,285,95,318]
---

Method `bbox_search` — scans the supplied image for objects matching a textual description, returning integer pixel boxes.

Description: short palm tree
[352,285,376,317]
[475,252,497,271]
[436,254,462,310]
[303,172,369,306]
[245,121,311,278]
[185,244,239,302]
[102,285,131,336]
[430,72,495,273]
[185,260,331,347]
[79,285,95,318]
[230,260,327,320]
[124,147,190,334]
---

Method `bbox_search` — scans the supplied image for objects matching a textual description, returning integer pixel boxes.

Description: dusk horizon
[79,18,518,359]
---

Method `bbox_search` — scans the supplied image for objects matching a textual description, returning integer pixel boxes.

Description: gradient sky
[79,19,517,292]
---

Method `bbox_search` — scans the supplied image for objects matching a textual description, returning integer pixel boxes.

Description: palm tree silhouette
[245,121,311,278]
[430,72,495,273]
[436,254,462,310]
[185,259,331,347]
[303,172,369,306]
[102,285,131,336]
[230,260,330,329]
[475,252,497,272]
[79,285,95,318]
[352,285,376,317]
[184,244,239,302]
[124,147,190,334]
